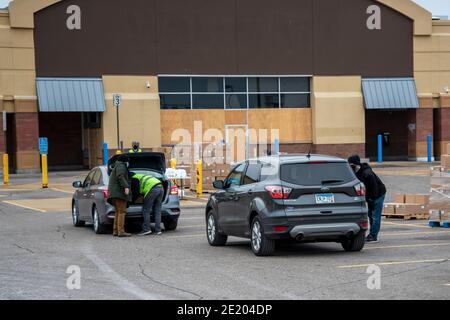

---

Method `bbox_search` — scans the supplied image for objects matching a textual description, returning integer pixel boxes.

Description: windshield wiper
[321,179,343,185]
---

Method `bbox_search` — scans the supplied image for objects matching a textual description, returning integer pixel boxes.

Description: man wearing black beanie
[348,155,386,243]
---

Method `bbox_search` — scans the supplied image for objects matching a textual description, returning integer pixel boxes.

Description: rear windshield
[280,162,355,186]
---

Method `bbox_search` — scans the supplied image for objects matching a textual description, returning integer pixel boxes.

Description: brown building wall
[34,0,413,78]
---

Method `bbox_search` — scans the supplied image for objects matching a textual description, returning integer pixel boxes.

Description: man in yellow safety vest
[129,142,142,153]
[133,173,164,236]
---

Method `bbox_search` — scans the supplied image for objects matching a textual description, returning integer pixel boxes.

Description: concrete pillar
[407,108,433,161]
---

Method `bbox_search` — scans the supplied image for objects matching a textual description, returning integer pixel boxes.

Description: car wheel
[251,216,275,256]
[206,211,227,246]
[164,219,178,231]
[341,231,365,252]
[72,202,85,227]
[92,206,108,234]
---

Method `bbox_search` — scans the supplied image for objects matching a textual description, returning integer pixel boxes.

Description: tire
[72,202,85,227]
[164,219,178,231]
[251,216,275,256]
[341,231,366,252]
[92,206,108,234]
[206,211,227,246]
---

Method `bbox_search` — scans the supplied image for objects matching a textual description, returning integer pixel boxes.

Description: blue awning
[36,78,106,112]
[362,78,419,110]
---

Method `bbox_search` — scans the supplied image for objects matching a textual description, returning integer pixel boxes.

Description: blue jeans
[142,185,164,233]
[367,195,385,238]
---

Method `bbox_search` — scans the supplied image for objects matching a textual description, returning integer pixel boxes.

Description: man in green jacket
[132,173,164,236]
[108,155,132,237]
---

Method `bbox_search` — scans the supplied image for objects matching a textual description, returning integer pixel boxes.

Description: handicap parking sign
[39,137,48,155]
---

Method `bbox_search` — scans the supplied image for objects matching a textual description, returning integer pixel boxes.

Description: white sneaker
[138,230,152,236]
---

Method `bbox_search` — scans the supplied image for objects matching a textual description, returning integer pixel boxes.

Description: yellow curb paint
[365,242,450,250]
[338,258,449,269]
[2,201,47,213]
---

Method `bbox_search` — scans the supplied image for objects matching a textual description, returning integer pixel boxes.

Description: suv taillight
[265,186,292,199]
[354,182,366,196]
[170,186,179,196]
[101,189,109,199]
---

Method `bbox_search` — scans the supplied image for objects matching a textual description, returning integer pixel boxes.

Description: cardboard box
[413,194,430,205]
[383,204,396,215]
[405,194,416,204]
[442,155,450,169]
[429,210,449,222]
[394,194,406,204]
[395,204,429,216]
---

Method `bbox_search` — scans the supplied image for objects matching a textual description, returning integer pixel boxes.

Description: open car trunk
[108,152,169,205]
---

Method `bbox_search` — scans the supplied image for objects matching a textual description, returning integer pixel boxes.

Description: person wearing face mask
[348,155,386,243]
[108,154,132,237]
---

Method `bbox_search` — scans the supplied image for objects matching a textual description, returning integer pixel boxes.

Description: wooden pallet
[383,213,430,221]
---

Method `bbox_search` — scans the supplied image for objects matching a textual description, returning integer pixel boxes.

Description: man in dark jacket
[348,155,386,243]
[108,155,132,237]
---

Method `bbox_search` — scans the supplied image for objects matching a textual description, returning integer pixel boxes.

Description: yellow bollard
[42,154,48,189]
[170,158,177,169]
[196,160,202,199]
[3,154,8,186]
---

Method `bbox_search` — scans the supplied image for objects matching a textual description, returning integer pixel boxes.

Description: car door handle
[321,210,333,214]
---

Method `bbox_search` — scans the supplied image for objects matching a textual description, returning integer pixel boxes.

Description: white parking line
[365,242,450,250]
[83,248,162,300]
[381,230,450,237]
[338,258,449,269]
[383,221,430,229]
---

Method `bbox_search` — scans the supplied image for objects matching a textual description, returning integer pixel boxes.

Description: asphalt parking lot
[0,164,449,300]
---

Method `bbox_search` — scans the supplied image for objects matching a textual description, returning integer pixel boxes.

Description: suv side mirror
[213,180,224,190]
[72,181,82,188]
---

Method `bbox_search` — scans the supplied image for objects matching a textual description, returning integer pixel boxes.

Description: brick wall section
[313,144,365,159]
[0,111,5,154]
[435,108,450,141]
[415,108,434,142]
[15,113,39,152]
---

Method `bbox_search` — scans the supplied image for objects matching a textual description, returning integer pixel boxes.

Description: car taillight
[170,186,179,196]
[265,186,292,199]
[354,183,366,196]
[101,190,109,199]
[360,220,369,229]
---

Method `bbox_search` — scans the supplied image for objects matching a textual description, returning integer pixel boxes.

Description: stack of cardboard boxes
[441,143,450,171]
[189,162,231,192]
[383,194,430,219]
[429,210,450,223]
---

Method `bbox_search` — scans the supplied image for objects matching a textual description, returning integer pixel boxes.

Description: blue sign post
[39,137,48,155]
[38,138,49,188]
[377,135,383,163]
[103,143,108,166]
[427,134,432,163]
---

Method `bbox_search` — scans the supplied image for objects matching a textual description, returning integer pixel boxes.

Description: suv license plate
[315,194,335,204]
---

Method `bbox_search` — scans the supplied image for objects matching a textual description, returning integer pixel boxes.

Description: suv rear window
[280,162,355,186]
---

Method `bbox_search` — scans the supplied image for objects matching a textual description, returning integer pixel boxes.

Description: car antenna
[307,144,312,159]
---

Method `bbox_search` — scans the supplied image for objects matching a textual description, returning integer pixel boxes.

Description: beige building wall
[312,76,365,145]
[102,75,162,151]
[414,21,450,98]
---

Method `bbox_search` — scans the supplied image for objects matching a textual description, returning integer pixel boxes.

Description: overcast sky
[0,0,449,18]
